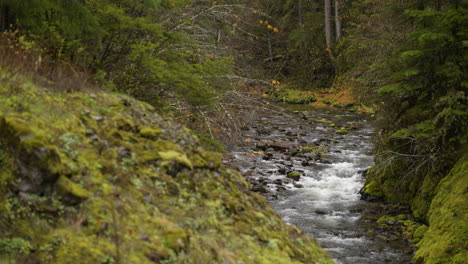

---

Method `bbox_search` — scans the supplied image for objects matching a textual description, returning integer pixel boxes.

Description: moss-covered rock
[139,126,162,139]
[0,69,333,263]
[158,150,193,170]
[55,175,90,203]
[287,172,301,181]
[335,128,348,135]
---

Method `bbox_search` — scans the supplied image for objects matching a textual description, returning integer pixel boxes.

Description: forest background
[0,0,466,263]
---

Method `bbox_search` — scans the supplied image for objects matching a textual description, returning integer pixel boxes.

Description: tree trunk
[0,5,8,32]
[298,0,303,26]
[335,0,342,41]
[324,0,333,57]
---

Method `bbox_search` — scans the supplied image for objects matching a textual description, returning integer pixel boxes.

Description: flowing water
[228,105,413,264]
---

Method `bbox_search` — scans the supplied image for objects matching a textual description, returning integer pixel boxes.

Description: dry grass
[0,31,97,92]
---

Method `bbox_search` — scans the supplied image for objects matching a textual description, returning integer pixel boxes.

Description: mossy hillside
[361,127,455,221]
[267,87,316,104]
[413,155,468,264]
[363,153,467,263]
[0,71,333,263]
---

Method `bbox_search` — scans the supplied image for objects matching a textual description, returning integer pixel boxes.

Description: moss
[111,114,136,132]
[377,215,397,225]
[0,72,333,264]
[287,172,301,181]
[363,181,382,196]
[268,87,316,104]
[158,150,193,170]
[55,175,90,201]
[139,127,162,139]
[413,225,428,239]
[413,155,468,264]
[302,146,315,152]
[397,214,407,220]
[195,133,226,153]
[336,128,349,135]
[197,150,223,169]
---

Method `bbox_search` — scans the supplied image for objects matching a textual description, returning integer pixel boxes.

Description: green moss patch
[268,87,316,104]
[0,70,333,263]
[414,155,468,264]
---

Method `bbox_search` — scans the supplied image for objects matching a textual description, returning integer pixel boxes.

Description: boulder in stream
[286,172,301,181]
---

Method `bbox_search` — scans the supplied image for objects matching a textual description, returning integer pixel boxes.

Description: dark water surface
[229,105,413,264]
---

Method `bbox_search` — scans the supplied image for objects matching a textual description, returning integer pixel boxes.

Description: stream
[228,104,413,264]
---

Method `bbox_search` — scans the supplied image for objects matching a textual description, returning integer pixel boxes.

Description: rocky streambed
[227,104,414,264]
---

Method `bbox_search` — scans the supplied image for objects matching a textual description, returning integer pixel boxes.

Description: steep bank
[0,68,333,263]
[414,155,467,264]
[335,1,468,263]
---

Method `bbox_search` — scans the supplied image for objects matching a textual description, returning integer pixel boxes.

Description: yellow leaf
[262,93,268,97]
[233,23,238,27]
[273,27,279,32]
[253,10,257,14]
[258,151,265,155]
[244,138,252,142]
[267,25,273,30]
[259,20,264,24]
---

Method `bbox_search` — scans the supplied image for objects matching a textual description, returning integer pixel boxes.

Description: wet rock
[289,148,299,156]
[359,187,385,202]
[277,186,287,192]
[258,177,268,183]
[293,183,304,188]
[256,142,267,150]
[277,167,287,174]
[246,178,258,185]
[262,153,273,161]
[315,209,327,215]
[251,185,268,193]
[286,172,301,181]
[358,168,369,177]
[273,179,283,185]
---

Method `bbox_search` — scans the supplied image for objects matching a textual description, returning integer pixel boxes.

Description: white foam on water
[298,163,362,203]
[318,236,367,246]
